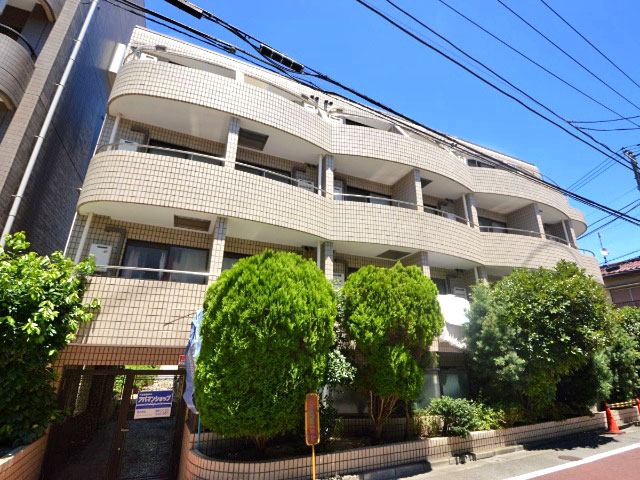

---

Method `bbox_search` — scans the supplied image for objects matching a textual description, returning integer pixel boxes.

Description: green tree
[0,233,98,448]
[466,261,614,420]
[619,306,640,342]
[340,263,444,442]
[194,250,335,452]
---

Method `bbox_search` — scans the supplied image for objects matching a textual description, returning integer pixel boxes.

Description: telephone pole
[623,149,640,193]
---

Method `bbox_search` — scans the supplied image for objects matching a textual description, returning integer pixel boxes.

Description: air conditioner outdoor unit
[88,244,112,272]
[297,178,316,192]
[452,287,467,299]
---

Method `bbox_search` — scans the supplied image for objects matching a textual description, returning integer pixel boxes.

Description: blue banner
[184,309,203,414]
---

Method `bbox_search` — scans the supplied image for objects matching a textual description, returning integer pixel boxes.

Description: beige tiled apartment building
[0,0,142,254]
[61,26,601,377]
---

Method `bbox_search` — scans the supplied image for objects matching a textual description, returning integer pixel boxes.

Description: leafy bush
[340,263,444,441]
[0,233,98,448]
[619,306,640,341]
[471,402,506,431]
[422,397,476,437]
[466,261,615,420]
[556,350,612,417]
[606,323,640,402]
[194,250,336,452]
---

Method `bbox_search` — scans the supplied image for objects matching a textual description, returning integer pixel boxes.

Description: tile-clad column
[564,220,577,247]
[533,203,546,237]
[208,217,228,283]
[466,194,480,229]
[391,168,423,210]
[224,117,240,168]
[401,251,430,277]
[323,155,334,198]
[320,241,334,282]
[475,266,489,285]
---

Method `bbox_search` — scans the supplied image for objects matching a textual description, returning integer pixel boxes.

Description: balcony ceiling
[474,192,566,223]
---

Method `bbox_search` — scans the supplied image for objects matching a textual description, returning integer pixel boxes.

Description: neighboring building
[0,0,143,254]
[44,26,602,476]
[601,256,640,308]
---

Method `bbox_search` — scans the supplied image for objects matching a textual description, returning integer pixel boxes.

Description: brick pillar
[320,241,334,282]
[467,194,480,229]
[208,217,228,283]
[224,117,240,168]
[391,168,423,210]
[323,155,334,198]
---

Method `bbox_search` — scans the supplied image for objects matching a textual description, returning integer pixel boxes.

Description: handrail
[423,205,469,224]
[545,233,570,245]
[0,23,37,59]
[580,248,596,257]
[479,225,540,237]
[97,141,324,194]
[95,265,216,277]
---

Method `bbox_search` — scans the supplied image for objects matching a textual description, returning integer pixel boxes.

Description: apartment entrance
[43,367,186,480]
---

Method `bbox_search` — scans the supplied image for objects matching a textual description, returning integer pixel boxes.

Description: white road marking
[502,442,640,480]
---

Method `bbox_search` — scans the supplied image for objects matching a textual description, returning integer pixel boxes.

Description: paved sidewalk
[401,425,640,480]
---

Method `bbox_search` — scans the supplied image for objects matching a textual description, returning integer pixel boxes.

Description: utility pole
[623,149,640,193]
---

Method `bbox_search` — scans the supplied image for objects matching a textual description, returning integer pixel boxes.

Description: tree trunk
[252,436,268,456]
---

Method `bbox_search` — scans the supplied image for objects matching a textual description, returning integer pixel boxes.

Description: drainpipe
[317,241,322,270]
[0,0,100,248]
[74,213,93,264]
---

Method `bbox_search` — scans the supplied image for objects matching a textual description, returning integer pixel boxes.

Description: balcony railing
[0,23,36,59]
[96,142,578,247]
[614,300,640,308]
[92,265,216,285]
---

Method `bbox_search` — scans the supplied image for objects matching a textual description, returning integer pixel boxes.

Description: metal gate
[43,367,186,480]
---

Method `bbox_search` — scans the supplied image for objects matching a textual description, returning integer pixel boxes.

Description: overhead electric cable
[496,0,640,114]
[538,0,640,93]
[435,0,640,129]
[578,199,640,239]
[570,114,640,124]
[356,0,635,172]
[118,0,640,227]
[606,248,640,263]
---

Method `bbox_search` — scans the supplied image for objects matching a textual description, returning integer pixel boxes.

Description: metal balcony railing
[92,265,216,285]
[613,300,640,308]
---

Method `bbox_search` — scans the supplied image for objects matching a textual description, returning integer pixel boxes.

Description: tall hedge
[466,260,615,419]
[340,263,444,441]
[0,233,98,448]
[194,250,335,451]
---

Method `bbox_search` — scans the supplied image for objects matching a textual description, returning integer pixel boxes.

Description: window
[345,185,391,206]
[467,158,494,168]
[235,160,291,185]
[344,118,372,128]
[439,369,469,398]
[221,252,250,272]
[478,216,507,233]
[147,139,221,166]
[120,240,209,284]
[432,278,448,295]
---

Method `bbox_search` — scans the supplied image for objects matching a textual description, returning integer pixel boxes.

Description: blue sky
[145,0,640,264]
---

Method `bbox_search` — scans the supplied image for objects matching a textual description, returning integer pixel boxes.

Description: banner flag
[184,309,203,414]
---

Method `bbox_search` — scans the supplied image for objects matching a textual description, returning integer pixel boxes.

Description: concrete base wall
[0,433,48,480]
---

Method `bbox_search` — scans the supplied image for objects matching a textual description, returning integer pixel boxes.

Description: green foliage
[466,261,615,420]
[340,263,444,440]
[556,351,612,416]
[194,250,336,449]
[606,322,640,402]
[113,365,159,394]
[619,307,640,342]
[0,233,98,448]
[418,397,506,437]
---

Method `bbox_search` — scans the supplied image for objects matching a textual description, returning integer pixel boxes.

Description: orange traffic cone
[604,403,625,435]
[636,398,640,417]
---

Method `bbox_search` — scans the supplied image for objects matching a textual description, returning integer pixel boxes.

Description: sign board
[305,393,320,446]
[134,390,173,419]
[179,354,185,367]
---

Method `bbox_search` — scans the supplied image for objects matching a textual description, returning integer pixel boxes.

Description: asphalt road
[402,425,640,480]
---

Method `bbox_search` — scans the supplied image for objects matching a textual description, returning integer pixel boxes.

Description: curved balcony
[0,27,36,108]
[333,197,483,264]
[471,167,572,220]
[480,231,601,279]
[568,206,587,236]
[41,0,64,21]
[77,146,332,240]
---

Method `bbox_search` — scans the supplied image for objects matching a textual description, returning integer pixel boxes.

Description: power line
[568,158,616,190]
[575,125,640,132]
[570,114,640,124]
[434,0,640,130]
[355,0,635,172]
[112,0,640,227]
[579,199,640,239]
[606,248,640,263]
[496,0,640,115]
[538,0,640,94]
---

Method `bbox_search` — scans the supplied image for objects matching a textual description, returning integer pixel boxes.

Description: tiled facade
[59,26,602,365]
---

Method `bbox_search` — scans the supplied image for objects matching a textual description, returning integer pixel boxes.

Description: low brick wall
[0,434,48,480]
[177,407,639,480]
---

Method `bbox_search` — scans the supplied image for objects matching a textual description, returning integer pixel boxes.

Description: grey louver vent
[238,128,269,151]
[376,250,409,260]
[174,215,211,232]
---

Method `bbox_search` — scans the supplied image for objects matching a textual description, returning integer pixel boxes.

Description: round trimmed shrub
[194,250,336,450]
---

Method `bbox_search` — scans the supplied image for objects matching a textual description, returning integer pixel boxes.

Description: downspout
[0,0,100,248]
